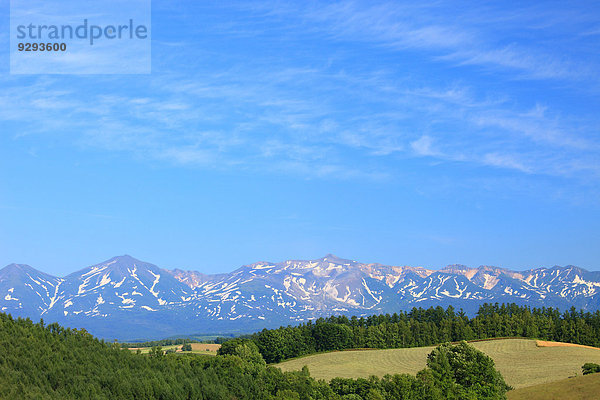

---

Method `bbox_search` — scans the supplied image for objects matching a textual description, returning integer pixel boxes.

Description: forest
[3,302,597,399]
[250,303,600,363]
[0,310,511,400]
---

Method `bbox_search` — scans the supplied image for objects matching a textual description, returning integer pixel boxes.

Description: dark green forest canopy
[248,303,600,363]
[0,311,510,400]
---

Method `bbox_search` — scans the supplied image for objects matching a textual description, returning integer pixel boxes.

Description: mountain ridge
[1,254,599,340]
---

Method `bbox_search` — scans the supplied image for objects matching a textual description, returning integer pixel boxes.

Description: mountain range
[1,254,599,340]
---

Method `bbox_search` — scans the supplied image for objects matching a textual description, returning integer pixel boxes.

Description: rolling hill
[507,372,600,400]
[276,338,600,389]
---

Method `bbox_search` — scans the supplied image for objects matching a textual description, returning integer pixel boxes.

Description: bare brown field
[276,339,600,389]
[536,340,600,350]
[190,343,221,352]
[129,343,221,355]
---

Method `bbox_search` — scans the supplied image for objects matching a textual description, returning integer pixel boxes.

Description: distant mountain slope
[0,263,63,317]
[1,254,599,339]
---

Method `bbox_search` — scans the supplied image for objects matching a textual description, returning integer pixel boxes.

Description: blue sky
[0,1,599,275]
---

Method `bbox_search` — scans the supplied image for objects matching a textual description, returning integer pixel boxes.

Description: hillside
[277,338,600,389]
[507,373,600,400]
[0,312,511,399]
[2,254,600,339]
[0,312,330,399]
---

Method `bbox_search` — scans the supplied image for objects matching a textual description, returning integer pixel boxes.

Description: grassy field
[507,372,600,400]
[130,343,221,355]
[276,339,600,389]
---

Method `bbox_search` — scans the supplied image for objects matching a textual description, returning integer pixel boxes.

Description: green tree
[427,341,510,400]
[181,343,192,351]
[313,323,352,351]
[582,362,600,375]
[148,346,164,359]
[217,338,266,366]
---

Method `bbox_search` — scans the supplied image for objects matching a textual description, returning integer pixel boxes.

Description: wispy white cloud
[410,135,438,157]
[1,1,598,188]
[1,60,597,183]
[471,105,597,151]
[482,153,531,173]
[266,1,598,82]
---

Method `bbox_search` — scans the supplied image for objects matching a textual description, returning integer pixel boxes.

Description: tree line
[120,337,198,349]
[249,303,600,363]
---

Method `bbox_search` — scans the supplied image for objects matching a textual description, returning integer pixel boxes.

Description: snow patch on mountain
[2,255,600,340]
